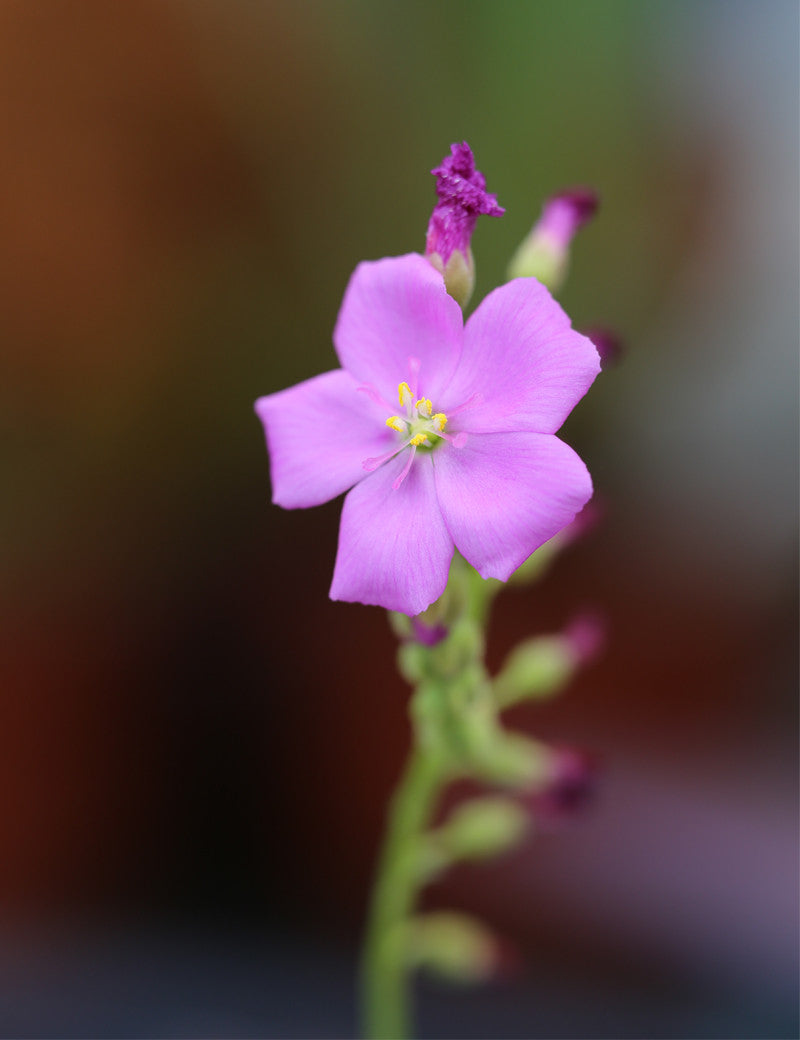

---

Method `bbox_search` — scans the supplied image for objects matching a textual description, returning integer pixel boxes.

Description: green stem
[361,744,444,1039]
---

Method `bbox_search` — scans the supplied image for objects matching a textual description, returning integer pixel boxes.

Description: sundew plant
[256,143,611,1039]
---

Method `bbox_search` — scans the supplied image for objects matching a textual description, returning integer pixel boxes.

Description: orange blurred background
[1,1,796,1036]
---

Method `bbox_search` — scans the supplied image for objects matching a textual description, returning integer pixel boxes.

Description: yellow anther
[432,412,448,431]
[409,433,429,447]
[415,398,433,417]
[398,382,413,407]
[386,416,405,432]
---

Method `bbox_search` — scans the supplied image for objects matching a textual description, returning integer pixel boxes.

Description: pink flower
[255,254,600,616]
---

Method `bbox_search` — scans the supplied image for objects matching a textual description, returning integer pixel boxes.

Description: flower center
[360,361,468,490]
[385,381,448,449]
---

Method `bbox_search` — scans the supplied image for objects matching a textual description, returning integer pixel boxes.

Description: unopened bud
[493,636,574,709]
[493,613,605,709]
[583,326,623,369]
[562,611,606,666]
[534,745,599,820]
[425,142,504,308]
[507,187,598,292]
[439,796,529,860]
[507,538,560,585]
[406,912,498,983]
[411,617,448,647]
[472,732,552,788]
[509,501,604,585]
[559,499,605,546]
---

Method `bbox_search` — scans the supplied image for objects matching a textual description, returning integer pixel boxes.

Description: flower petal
[330,451,454,615]
[333,254,464,402]
[433,432,592,581]
[438,277,600,434]
[255,369,392,508]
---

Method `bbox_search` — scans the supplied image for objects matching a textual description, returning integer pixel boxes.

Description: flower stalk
[361,746,445,1040]
[361,552,582,1039]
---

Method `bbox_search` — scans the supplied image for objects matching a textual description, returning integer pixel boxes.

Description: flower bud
[425,142,504,308]
[583,326,623,369]
[493,612,605,709]
[533,745,599,820]
[411,617,448,647]
[471,732,552,788]
[562,611,605,666]
[507,187,598,293]
[493,636,574,709]
[509,500,604,585]
[559,499,605,546]
[405,912,498,983]
[438,796,528,860]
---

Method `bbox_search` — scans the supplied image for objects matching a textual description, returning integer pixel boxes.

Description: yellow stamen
[432,412,447,431]
[409,433,429,447]
[386,416,405,432]
[398,382,413,407]
[415,398,432,417]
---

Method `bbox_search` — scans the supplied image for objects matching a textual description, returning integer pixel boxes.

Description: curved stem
[361,745,444,1039]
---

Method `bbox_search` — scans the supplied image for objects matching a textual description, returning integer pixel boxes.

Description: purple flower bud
[534,745,599,821]
[425,142,504,307]
[550,498,605,553]
[582,326,623,369]
[562,611,606,666]
[508,187,598,292]
[535,188,598,250]
[411,617,449,647]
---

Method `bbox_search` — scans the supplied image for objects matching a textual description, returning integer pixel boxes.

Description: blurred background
[1,0,797,1037]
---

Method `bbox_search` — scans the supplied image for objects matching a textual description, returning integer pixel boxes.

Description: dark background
[1,1,797,1037]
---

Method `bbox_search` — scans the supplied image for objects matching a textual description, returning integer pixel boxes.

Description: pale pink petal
[255,369,392,508]
[433,432,592,581]
[438,278,600,434]
[333,254,464,402]
[330,451,454,615]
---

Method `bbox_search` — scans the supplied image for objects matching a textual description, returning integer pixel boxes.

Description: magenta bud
[583,326,623,369]
[563,611,606,666]
[425,142,504,307]
[507,187,599,292]
[535,745,600,820]
[411,618,449,647]
[537,188,598,249]
[557,499,605,548]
